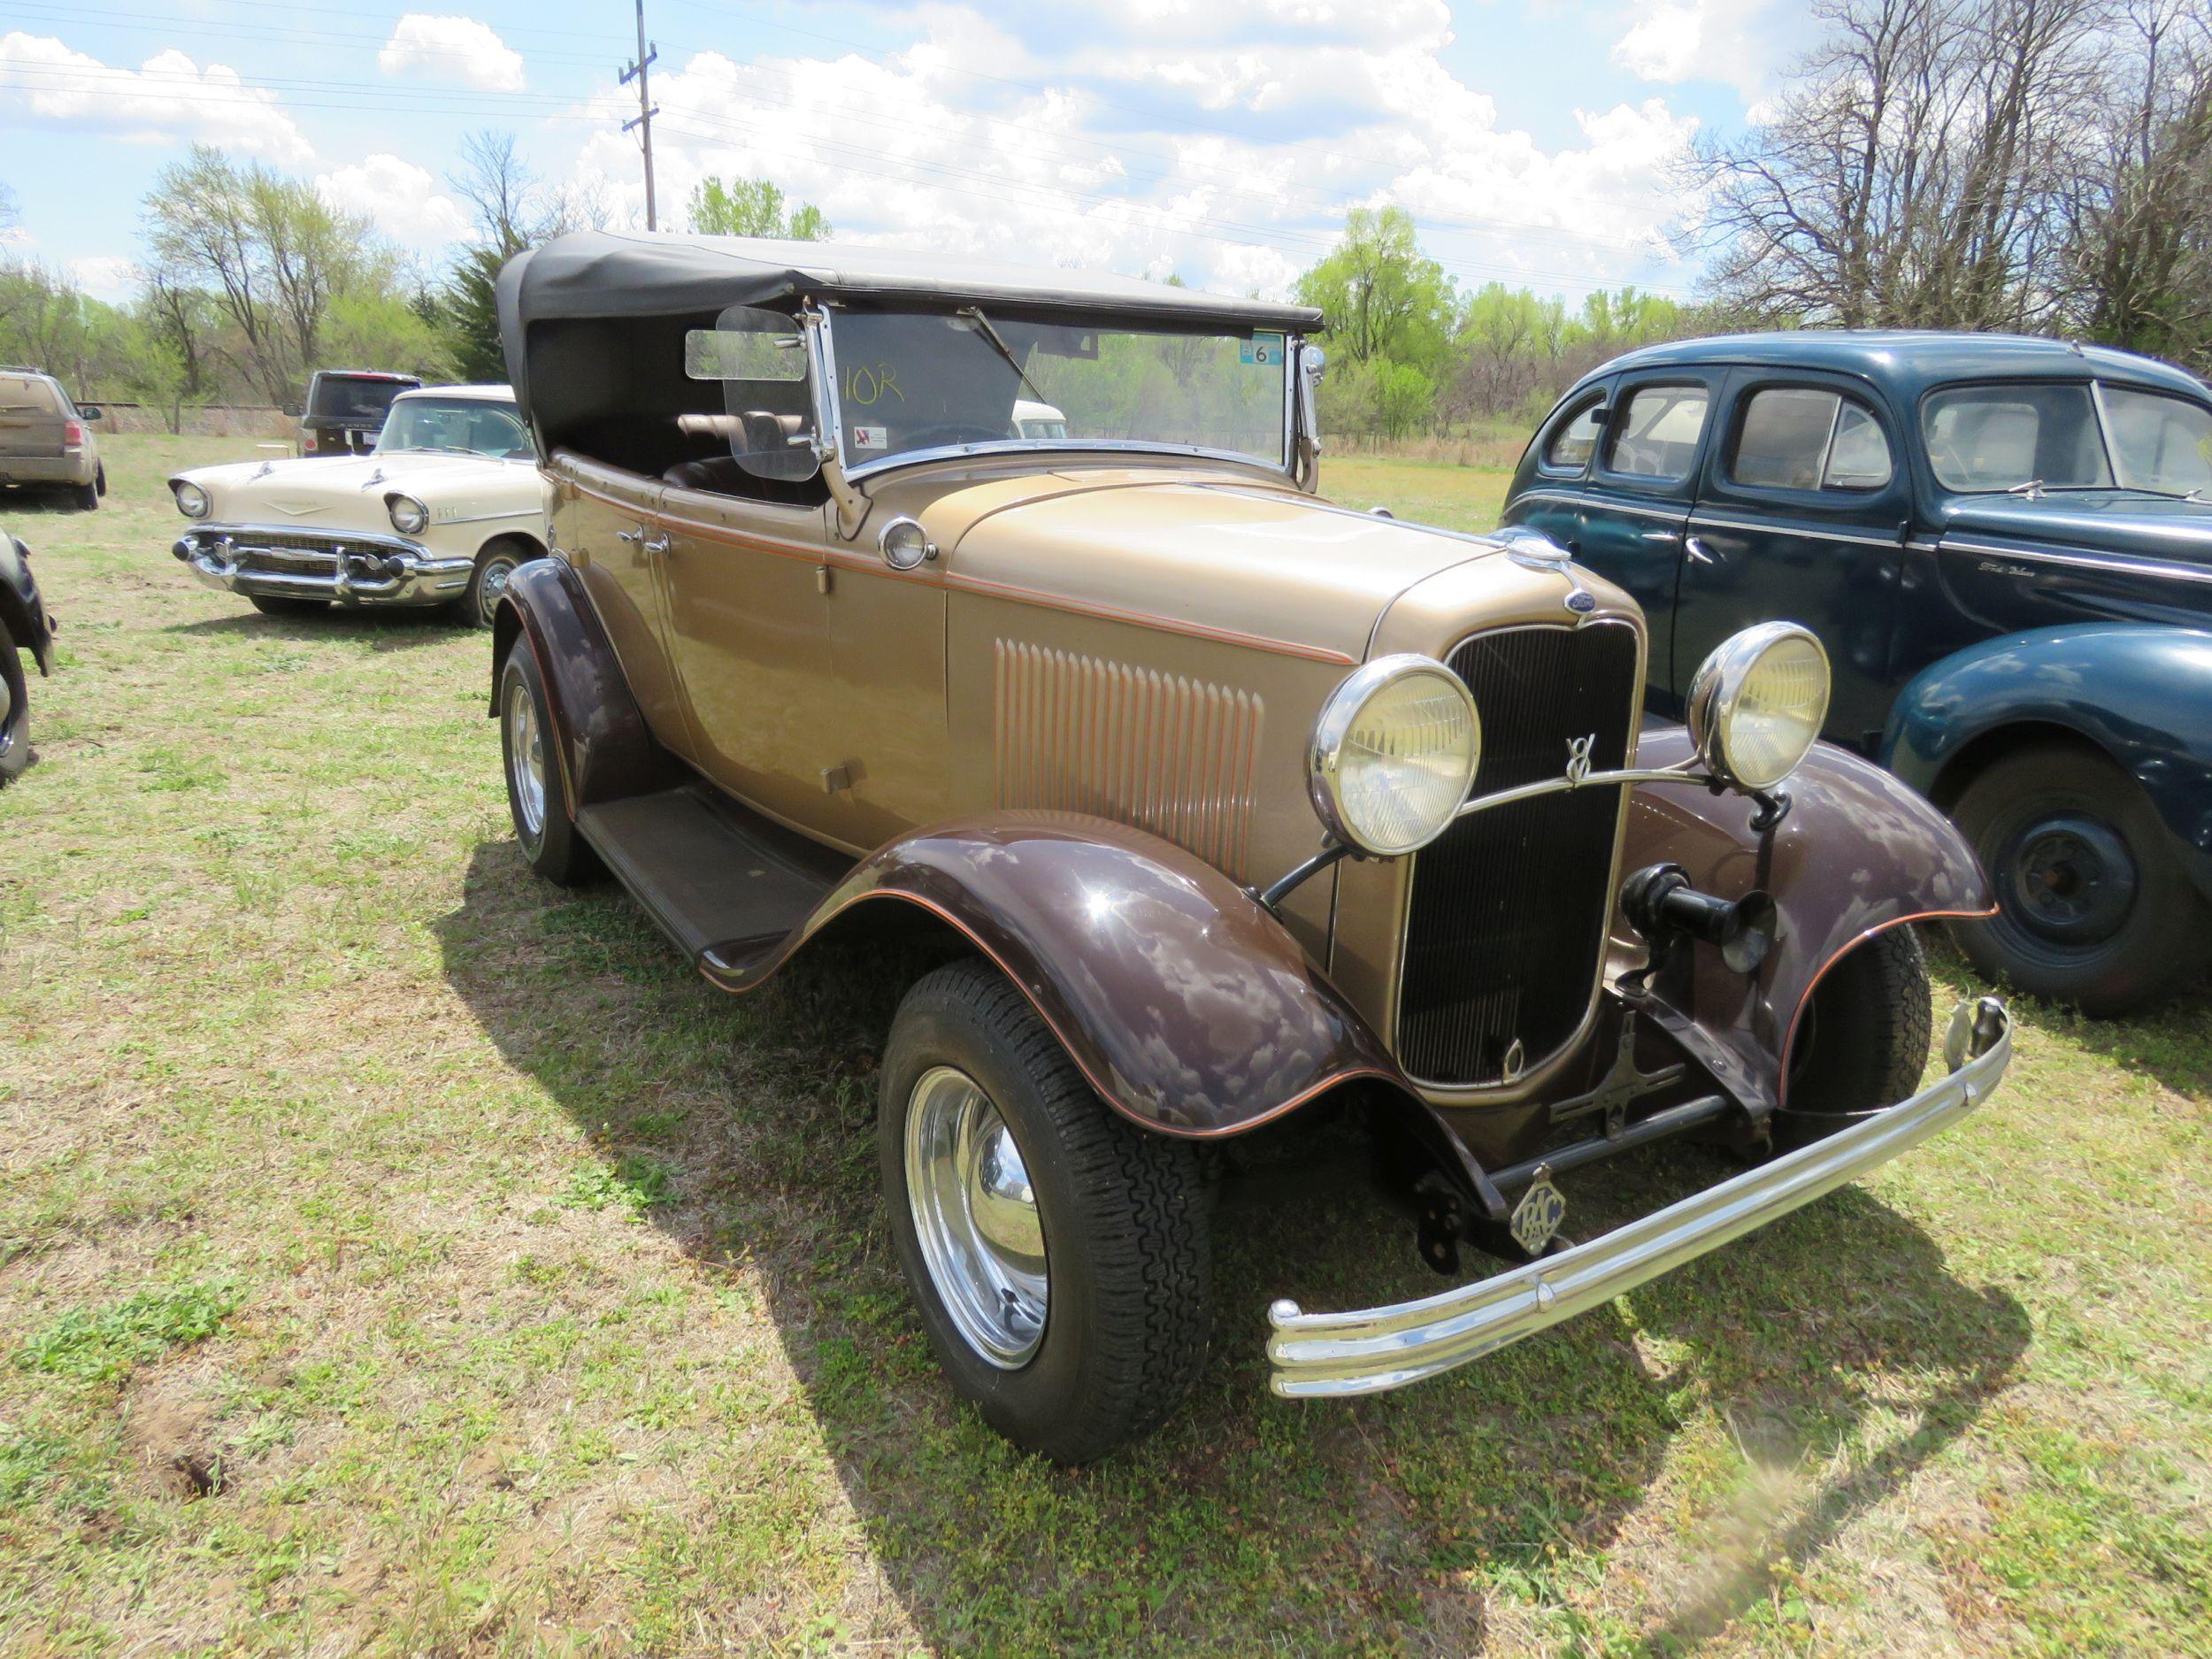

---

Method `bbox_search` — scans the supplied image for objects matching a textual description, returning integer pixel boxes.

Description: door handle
[617,527,643,544]
[1684,535,1717,565]
[642,534,672,557]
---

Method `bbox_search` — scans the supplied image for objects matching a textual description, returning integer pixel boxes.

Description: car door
[1578,373,1722,714]
[657,478,849,835]
[1502,380,1613,553]
[551,453,690,747]
[1677,373,1908,751]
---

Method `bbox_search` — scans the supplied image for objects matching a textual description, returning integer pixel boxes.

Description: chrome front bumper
[173,526,472,606]
[1268,997,2012,1398]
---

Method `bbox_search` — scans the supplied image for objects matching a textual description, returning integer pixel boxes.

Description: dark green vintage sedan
[1506,331,2212,1016]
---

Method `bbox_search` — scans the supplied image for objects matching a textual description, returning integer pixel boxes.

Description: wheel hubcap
[2000,810,2138,944]
[904,1065,1048,1368]
[504,676,546,841]
[479,557,518,625]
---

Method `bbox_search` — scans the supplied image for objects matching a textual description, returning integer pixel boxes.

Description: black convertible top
[496,231,1324,429]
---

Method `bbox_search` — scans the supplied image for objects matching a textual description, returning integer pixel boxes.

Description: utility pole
[619,0,659,230]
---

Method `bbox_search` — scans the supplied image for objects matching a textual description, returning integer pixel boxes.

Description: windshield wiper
[956,306,1052,411]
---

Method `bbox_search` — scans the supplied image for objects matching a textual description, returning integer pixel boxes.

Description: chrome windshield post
[801,303,865,540]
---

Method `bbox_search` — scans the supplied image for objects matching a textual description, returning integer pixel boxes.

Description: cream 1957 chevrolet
[168,383,549,626]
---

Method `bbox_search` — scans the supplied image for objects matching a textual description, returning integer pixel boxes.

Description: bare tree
[1685,0,2111,330]
[2062,0,2212,367]
[142,146,374,403]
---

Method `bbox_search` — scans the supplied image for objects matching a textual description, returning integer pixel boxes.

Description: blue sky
[0,0,1806,305]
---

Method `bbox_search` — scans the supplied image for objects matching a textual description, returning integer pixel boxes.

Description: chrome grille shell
[1394,621,1642,1087]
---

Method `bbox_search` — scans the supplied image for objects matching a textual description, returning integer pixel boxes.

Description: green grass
[0,437,2206,1655]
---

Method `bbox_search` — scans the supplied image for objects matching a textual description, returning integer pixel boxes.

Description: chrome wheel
[476,554,519,626]
[903,1064,1048,1368]
[503,674,547,841]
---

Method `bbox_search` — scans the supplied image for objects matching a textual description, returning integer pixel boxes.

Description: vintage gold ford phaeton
[490,233,2012,1462]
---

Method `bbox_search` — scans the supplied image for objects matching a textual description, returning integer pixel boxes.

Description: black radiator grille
[1396,621,1640,1086]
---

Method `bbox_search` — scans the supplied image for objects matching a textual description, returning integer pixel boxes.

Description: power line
[0,32,1696,297]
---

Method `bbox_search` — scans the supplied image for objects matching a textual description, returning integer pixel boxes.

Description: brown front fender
[1621,727,1993,1111]
[705,813,1416,1140]
[489,557,676,809]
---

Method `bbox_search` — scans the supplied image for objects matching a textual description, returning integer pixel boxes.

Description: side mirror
[79,406,104,422]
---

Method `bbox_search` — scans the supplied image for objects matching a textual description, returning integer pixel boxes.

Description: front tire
[879,960,1210,1463]
[459,541,531,629]
[499,639,598,885]
[1778,928,1930,1147]
[0,641,30,787]
[1950,741,2208,1015]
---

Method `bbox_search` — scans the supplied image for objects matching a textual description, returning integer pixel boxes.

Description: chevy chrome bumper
[173,526,472,606]
[1268,997,2011,1398]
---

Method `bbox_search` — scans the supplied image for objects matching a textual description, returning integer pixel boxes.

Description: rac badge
[1509,1166,1567,1256]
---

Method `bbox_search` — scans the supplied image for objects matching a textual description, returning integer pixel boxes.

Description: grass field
[0,438,2206,1656]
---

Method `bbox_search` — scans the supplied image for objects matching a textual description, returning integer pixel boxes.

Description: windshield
[309,376,413,422]
[826,310,1292,472]
[375,396,530,459]
[1924,380,2212,495]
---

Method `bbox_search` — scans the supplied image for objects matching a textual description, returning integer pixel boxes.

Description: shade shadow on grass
[162,608,465,649]
[435,838,2029,1655]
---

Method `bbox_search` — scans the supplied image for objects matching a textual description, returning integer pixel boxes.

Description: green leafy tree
[440,131,602,384]
[142,145,388,403]
[1293,206,1455,372]
[687,175,831,240]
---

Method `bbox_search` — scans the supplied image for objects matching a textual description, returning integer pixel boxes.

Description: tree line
[1,0,2203,436]
[0,135,832,428]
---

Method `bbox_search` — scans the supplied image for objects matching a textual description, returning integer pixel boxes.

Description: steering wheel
[1928,436,1972,484]
[899,421,1009,449]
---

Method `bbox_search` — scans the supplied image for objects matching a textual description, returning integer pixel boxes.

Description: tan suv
[0,369,104,511]
[488,233,2013,1462]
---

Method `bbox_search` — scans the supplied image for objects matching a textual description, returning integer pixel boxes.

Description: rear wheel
[879,959,1210,1463]
[0,640,30,787]
[1779,927,1931,1143]
[499,639,598,884]
[70,479,97,511]
[1949,741,2208,1016]
[249,595,328,618]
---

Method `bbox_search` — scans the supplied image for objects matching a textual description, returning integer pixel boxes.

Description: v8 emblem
[1565,733,1596,784]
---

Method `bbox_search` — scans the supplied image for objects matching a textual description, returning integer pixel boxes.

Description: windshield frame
[813,303,1304,484]
[1918,375,2212,497]
[373,394,531,460]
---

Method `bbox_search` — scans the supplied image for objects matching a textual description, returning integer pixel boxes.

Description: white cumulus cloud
[378,13,526,93]
[318,153,476,249]
[1609,0,1792,102]
[68,254,140,298]
[560,13,1702,303]
[0,32,311,161]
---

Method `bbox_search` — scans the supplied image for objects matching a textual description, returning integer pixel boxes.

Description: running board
[574,785,847,973]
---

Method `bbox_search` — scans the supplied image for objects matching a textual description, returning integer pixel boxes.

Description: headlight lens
[173,480,210,519]
[387,494,429,536]
[1309,655,1481,856]
[1686,622,1831,791]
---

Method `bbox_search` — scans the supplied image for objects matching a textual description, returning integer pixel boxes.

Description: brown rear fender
[488,557,677,808]
[1620,727,1993,1111]
[704,813,1421,1140]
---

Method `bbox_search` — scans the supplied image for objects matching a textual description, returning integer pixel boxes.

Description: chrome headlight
[1309,655,1481,856]
[173,480,211,519]
[387,494,429,536]
[1686,622,1831,791]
